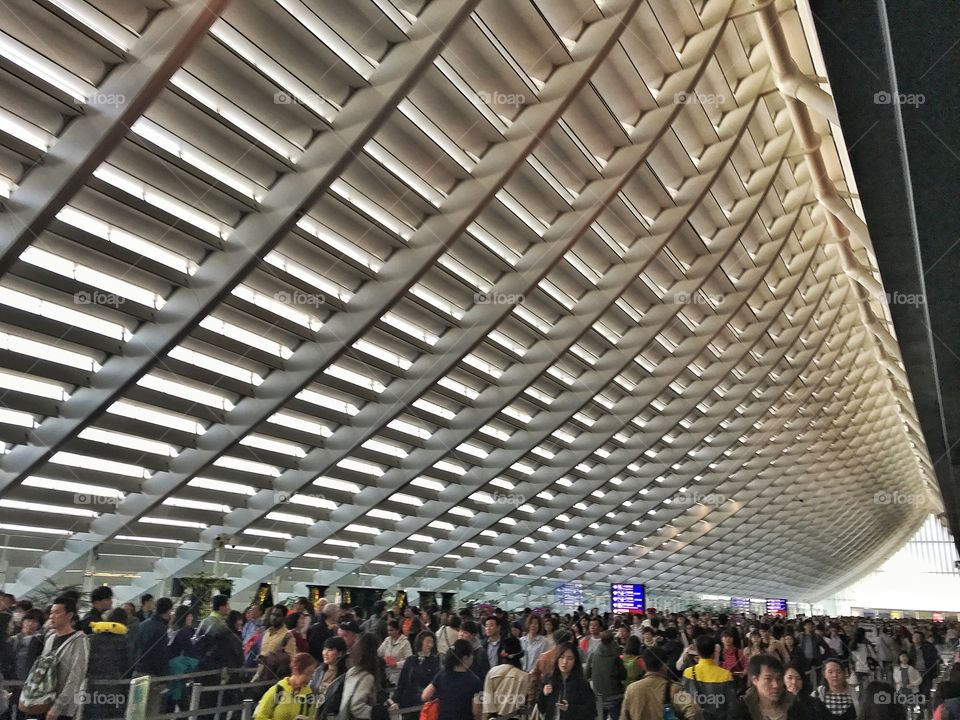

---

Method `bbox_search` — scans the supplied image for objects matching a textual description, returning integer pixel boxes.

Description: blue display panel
[766,598,788,615]
[730,596,750,611]
[554,582,583,606]
[611,583,646,614]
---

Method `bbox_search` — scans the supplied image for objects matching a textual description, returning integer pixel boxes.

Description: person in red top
[720,630,748,691]
[284,612,310,654]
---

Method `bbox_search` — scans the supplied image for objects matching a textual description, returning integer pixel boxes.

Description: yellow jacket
[253,677,316,720]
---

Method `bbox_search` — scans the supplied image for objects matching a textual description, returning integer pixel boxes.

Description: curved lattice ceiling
[0,0,941,604]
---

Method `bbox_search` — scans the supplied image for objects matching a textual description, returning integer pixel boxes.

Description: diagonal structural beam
[10,0,646,598]
[382,206,824,596]
[3,0,482,596]
[0,0,480,501]
[391,229,842,595]
[101,0,652,603]
[293,136,797,595]
[0,0,230,275]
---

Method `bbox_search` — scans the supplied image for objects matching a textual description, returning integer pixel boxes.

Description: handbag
[419,699,439,720]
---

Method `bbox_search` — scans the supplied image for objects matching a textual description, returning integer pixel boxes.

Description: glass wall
[819,514,960,615]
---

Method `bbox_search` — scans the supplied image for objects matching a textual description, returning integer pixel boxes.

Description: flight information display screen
[611,583,646,614]
[730,596,751,611]
[766,598,788,615]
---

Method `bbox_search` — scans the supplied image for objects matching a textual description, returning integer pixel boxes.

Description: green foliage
[24,580,84,609]
[176,572,233,617]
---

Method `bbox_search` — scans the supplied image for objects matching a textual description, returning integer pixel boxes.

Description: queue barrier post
[188,682,203,720]
[240,699,254,720]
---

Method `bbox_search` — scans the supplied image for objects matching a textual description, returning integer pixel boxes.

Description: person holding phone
[536,642,595,720]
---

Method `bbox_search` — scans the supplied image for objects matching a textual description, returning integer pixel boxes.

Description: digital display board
[611,583,646,614]
[730,597,750,611]
[765,598,788,615]
[555,582,583,606]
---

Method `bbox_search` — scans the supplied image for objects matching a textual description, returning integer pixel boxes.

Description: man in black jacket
[133,597,172,675]
[909,630,941,713]
[81,586,114,634]
[133,597,173,718]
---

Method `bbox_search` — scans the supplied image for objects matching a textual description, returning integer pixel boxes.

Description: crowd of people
[0,587,954,720]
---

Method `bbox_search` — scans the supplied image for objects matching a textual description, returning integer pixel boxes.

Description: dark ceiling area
[812,0,960,544]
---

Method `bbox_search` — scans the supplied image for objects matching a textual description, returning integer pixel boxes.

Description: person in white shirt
[378,620,412,686]
[520,616,547,673]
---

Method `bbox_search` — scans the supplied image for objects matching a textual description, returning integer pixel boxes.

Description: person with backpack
[586,630,627,720]
[683,635,736,720]
[253,652,317,720]
[18,596,89,720]
[622,635,646,686]
[622,647,701,720]
[8,609,44,712]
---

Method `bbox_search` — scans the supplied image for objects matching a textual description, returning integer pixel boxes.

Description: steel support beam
[0,0,229,274]
[12,0,646,598]
[5,0,482,596]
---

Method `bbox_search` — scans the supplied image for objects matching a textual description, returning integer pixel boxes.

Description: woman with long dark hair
[422,638,482,720]
[394,631,439,720]
[337,633,380,719]
[310,636,348,720]
[536,642,595,720]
